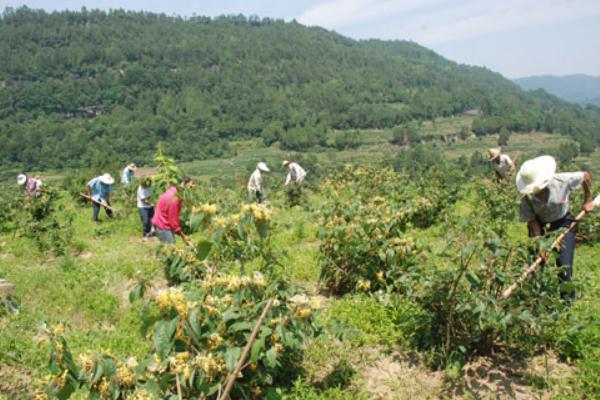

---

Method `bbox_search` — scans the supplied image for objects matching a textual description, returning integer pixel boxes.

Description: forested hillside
[1,7,600,170]
[514,74,600,107]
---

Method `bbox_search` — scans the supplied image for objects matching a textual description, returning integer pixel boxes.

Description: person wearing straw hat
[121,163,137,186]
[282,160,306,186]
[86,173,115,221]
[152,177,193,245]
[247,162,270,203]
[17,174,43,197]
[517,155,594,299]
[488,148,515,181]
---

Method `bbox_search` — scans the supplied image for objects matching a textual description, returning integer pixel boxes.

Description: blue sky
[2,0,599,78]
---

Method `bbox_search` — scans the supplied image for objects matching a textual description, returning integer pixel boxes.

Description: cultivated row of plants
[317,166,589,369]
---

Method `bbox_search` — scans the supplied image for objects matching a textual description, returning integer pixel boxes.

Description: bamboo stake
[218,298,274,400]
[79,193,116,212]
[502,193,600,300]
[175,371,183,400]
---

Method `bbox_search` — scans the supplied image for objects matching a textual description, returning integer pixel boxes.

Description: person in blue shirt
[121,163,137,186]
[86,173,115,221]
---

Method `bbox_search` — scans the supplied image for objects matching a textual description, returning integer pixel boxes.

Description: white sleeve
[556,172,585,191]
[285,173,291,186]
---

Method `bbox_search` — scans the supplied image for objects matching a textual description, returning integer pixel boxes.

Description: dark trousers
[537,213,576,300]
[138,207,155,236]
[92,200,113,221]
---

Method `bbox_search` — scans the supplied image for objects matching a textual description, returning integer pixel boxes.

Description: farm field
[1,157,599,399]
[181,122,598,182]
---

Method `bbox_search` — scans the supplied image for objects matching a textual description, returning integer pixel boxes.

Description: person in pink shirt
[152,178,192,245]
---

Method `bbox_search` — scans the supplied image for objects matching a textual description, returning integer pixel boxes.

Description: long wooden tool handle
[501,210,586,300]
[79,193,116,212]
[218,298,274,400]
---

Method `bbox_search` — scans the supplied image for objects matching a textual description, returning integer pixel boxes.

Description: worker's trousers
[92,200,113,221]
[536,213,576,300]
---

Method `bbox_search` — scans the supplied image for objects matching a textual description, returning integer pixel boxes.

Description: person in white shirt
[137,177,154,237]
[488,148,515,181]
[248,162,270,203]
[283,160,307,186]
[516,155,594,300]
[121,163,137,186]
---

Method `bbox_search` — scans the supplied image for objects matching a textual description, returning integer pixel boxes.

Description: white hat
[17,174,27,185]
[127,163,137,170]
[99,173,115,185]
[516,156,556,195]
[257,162,270,172]
[282,160,290,167]
[488,148,501,161]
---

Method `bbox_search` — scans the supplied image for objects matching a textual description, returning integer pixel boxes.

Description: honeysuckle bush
[318,195,423,294]
[41,272,320,399]
[188,202,276,268]
[378,187,589,369]
[316,164,466,294]
[318,172,588,368]
[0,184,22,232]
[15,186,75,256]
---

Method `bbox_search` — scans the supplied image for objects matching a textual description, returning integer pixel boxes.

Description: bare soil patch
[442,353,574,399]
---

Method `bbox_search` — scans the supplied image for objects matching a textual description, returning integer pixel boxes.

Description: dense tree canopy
[1,7,599,170]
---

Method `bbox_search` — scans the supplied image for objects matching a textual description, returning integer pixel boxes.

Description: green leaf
[195,240,212,261]
[250,336,265,363]
[55,378,77,400]
[153,318,178,359]
[129,284,143,304]
[222,310,241,322]
[264,347,279,368]
[225,347,242,371]
[229,321,254,332]
[188,308,202,338]
[91,363,104,384]
[189,214,206,232]
[465,273,481,289]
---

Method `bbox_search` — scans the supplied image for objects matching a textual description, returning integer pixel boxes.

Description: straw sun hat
[99,173,115,185]
[488,148,501,161]
[516,155,556,195]
[257,162,270,172]
[17,174,27,185]
[282,160,290,167]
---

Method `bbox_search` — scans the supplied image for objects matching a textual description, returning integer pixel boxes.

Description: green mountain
[1,7,599,170]
[514,74,600,107]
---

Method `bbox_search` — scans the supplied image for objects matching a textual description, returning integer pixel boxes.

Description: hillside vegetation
[514,74,600,107]
[1,7,600,171]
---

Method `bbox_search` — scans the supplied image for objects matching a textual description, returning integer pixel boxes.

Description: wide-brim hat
[516,155,556,195]
[99,173,115,185]
[282,160,290,167]
[128,163,137,170]
[488,148,501,161]
[257,162,270,172]
[17,174,27,185]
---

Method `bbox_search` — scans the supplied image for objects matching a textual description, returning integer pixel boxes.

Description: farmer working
[516,155,594,300]
[247,162,270,203]
[488,148,515,181]
[282,160,307,186]
[86,173,114,221]
[152,177,192,245]
[17,174,43,197]
[137,177,154,238]
[121,163,137,186]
